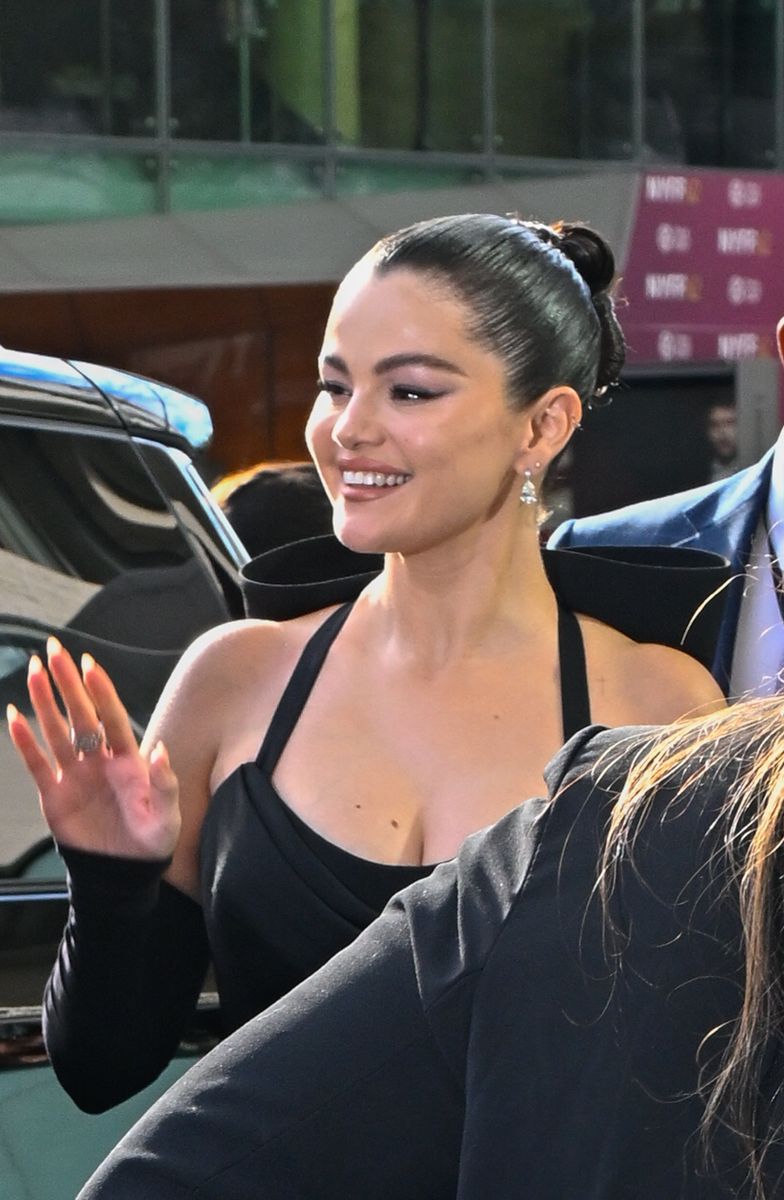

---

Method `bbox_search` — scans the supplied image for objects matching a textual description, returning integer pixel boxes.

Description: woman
[75,702,784,1199]
[7,213,722,1113]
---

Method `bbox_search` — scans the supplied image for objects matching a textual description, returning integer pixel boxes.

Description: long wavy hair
[599,697,784,1196]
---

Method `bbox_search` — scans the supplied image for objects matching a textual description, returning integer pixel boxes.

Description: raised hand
[7,637,181,862]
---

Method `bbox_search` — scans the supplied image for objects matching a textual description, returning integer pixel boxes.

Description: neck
[358,512,558,669]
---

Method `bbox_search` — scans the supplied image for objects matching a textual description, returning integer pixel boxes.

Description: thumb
[148,740,178,799]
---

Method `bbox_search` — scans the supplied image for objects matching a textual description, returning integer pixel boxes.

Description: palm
[48,752,176,859]
[7,640,180,862]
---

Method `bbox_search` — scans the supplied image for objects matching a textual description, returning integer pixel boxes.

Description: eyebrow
[322,352,467,377]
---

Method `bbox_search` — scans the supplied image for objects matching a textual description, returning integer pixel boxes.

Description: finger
[149,741,177,796]
[148,741,182,852]
[26,654,74,765]
[80,654,139,757]
[6,703,58,796]
[46,637,102,747]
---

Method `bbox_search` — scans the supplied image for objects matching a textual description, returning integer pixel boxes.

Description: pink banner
[622,168,784,369]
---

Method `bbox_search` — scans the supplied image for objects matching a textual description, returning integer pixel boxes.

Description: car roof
[0,347,213,450]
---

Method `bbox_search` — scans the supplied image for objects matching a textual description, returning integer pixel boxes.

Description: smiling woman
[7,213,726,1123]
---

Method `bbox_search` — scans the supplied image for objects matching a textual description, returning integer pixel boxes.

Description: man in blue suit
[549,319,784,697]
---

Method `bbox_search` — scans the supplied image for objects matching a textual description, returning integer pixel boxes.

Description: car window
[0,421,237,882]
[132,438,248,621]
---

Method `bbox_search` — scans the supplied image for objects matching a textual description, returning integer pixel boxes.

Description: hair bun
[555,223,616,297]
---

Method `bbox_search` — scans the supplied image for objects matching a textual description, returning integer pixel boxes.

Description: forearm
[44,845,210,1113]
[78,901,467,1198]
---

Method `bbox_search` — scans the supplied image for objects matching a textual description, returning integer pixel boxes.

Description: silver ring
[70,724,105,754]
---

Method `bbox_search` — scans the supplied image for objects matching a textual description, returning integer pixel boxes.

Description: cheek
[415,412,506,468]
[304,397,334,461]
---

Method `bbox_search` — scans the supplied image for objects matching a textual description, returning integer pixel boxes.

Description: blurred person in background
[705,401,739,482]
[212,460,333,558]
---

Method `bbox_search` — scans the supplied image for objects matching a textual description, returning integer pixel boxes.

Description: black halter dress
[199,597,590,1032]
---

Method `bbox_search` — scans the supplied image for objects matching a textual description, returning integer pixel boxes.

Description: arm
[78,798,549,1199]
[43,848,210,1113]
[9,616,319,1111]
[626,640,726,723]
[7,633,225,1110]
[77,877,469,1197]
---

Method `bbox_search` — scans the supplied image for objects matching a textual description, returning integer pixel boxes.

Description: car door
[0,354,246,1200]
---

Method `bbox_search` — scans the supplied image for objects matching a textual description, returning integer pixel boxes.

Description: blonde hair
[599,697,784,1196]
[210,460,310,507]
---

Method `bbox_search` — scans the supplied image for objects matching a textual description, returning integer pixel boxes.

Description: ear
[514,386,582,473]
[777,317,784,368]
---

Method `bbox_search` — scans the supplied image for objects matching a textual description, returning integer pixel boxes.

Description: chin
[332,502,436,558]
[333,523,389,556]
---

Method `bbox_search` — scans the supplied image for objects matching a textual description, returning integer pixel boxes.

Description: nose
[332,390,384,450]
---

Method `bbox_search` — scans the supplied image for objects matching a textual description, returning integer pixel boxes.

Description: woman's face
[305,262,532,557]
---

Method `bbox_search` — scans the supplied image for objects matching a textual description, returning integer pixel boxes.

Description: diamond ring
[70,724,105,754]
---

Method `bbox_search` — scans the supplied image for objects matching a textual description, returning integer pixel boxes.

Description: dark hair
[371,212,625,411]
[214,461,333,558]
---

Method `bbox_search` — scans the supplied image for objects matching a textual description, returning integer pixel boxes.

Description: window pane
[0,424,230,875]
[645,0,776,168]
[170,0,325,143]
[0,0,155,136]
[169,153,323,212]
[344,0,484,152]
[334,160,482,195]
[498,0,635,161]
[0,149,159,223]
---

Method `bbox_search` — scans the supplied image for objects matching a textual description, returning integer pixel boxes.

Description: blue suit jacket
[548,448,775,689]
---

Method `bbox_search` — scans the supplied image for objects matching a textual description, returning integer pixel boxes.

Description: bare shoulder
[167,615,306,691]
[626,639,725,721]
[580,616,725,726]
[147,608,341,898]
[147,608,339,733]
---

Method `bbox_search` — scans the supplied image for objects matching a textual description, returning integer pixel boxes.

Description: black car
[0,348,248,1199]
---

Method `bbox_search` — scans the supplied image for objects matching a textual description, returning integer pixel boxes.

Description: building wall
[0,284,334,473]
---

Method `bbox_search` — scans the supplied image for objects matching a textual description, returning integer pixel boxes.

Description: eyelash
[316,379,349,399]
[316,379,444,404]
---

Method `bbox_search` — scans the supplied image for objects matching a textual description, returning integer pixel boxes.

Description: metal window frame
[0,0,780,217]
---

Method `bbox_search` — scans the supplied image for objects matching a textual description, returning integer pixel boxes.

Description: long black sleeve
[43,844,210,1113]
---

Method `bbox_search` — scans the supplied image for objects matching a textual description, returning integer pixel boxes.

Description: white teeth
[342,470,409,487]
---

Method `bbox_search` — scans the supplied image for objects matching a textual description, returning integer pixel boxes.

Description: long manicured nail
[46,636,61,658]
[28,655,43,677]
[82,653,96,673]
[6,703,18,723]
[152,740,169,764]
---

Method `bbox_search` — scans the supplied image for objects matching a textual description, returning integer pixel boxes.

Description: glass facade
[644,0,778,168]
[0,0,781,221]
[0,0,156,137]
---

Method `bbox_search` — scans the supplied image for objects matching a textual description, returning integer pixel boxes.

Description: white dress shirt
[730,429,784,697]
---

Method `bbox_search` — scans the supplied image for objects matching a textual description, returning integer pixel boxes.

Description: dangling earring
[520,466,538,506]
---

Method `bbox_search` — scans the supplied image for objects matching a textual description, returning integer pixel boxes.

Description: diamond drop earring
[520,467,538,506]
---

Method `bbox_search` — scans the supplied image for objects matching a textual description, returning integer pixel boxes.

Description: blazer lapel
[674,452,774,686]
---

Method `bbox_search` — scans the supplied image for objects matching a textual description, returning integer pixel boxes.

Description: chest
[270,657,565,865]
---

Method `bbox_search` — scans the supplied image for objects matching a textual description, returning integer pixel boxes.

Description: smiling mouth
[342,470,411,488]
